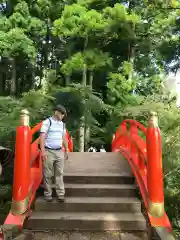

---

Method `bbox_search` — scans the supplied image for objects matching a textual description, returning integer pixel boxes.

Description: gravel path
[15,231,148,240]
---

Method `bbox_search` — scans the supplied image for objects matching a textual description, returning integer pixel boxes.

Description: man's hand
[41,151,47,160]
[40,133,47,160]
[64,151,68,160]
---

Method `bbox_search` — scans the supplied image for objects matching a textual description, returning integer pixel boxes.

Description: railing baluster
[146,111,164,218]
[11,109,31,215]
[130,123,138,166]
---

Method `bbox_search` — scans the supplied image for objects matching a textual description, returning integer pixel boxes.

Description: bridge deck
[64,152,132,176]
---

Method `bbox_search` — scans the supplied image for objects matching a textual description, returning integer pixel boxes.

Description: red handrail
[121,119,147,134]
[3,110,73,231]
[112,113,174,238]
[31,122,42,136]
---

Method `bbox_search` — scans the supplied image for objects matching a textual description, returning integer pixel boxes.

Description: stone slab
[64,153,132,175]
[69,232,91,240]
[91,231,120,240]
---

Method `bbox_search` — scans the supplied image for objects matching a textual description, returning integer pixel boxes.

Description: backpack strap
[46,118,52,136]
[48,118,52,128]
[45,118,65,138]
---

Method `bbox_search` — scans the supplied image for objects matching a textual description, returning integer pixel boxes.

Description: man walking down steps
[40,105,68,203]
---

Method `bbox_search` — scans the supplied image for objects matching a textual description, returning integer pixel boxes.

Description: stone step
[64,153,133,177]
[38,183,137,197]
[24,212,146,231]
[16,230,149,240]
[13,233,33,240]
[63,173,134,185]
[35,197,141,212]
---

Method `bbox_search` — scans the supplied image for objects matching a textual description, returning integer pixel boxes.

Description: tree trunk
[78,37,88,152]
[65,46,71,86]
[82,63,87,86]
[0,58,7,95]
[79,116,85,152]
[85,123,90,151]
[128,0,135,81]
[31,69,35,88]
[89,71,93,88]
[65,75,70,86]
[10,58,16,96]
[79,63,87,152]
[82,37,88,86]
[84,71,94,150]
[41,69,49,94]
[0,67,3,95]
[128,44,135,81]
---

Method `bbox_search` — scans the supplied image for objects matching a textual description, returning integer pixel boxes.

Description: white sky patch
[163,69,180,107]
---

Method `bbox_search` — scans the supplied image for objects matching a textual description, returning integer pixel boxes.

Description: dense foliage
[0,0,180,236]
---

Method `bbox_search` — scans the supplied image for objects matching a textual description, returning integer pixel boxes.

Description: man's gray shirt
[40,117,66,149]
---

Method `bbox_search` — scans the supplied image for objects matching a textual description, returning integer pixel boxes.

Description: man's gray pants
[43,149,65,199]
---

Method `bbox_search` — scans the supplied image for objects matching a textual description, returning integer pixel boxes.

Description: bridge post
[146,111,164,218]
[11,109,31,215]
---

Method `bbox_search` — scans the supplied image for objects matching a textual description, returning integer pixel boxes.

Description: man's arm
[40,120,49,159]
[62,135,68,151]
[62,124,68,152]
[40,133,46,155]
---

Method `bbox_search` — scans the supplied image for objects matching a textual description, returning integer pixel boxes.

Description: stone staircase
[23,153,147,238]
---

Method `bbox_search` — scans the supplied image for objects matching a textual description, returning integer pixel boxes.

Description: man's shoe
[57,197,65,202]
[44,197,53,202]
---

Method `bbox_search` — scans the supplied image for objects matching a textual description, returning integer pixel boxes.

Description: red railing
[112,112,174,238]
[1,110,175,239]
[3,109,73,230]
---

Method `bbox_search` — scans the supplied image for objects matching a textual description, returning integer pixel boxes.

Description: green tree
[53,4,108,151]
[53,3,139,151]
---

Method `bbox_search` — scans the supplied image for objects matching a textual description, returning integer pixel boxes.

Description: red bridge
[0,110,175,239]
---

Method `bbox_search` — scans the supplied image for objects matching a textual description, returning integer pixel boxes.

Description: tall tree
[53,4,108,151]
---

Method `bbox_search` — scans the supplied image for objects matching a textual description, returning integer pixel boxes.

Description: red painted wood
[12,126,31,202]
[31,122,42,136]
[112,119,172,233]
[118,146,171,231]
[146,126,164,203]
[3,116,172,236]
[4,120,73,230]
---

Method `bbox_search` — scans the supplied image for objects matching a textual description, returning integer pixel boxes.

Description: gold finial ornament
[11,197,29,215]
[11,187,32,215]
[20,109,29,126]
[148,111,158,128]
[148,200,165,218]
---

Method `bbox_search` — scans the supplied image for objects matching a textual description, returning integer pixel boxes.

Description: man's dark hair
[54,104,67,116]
